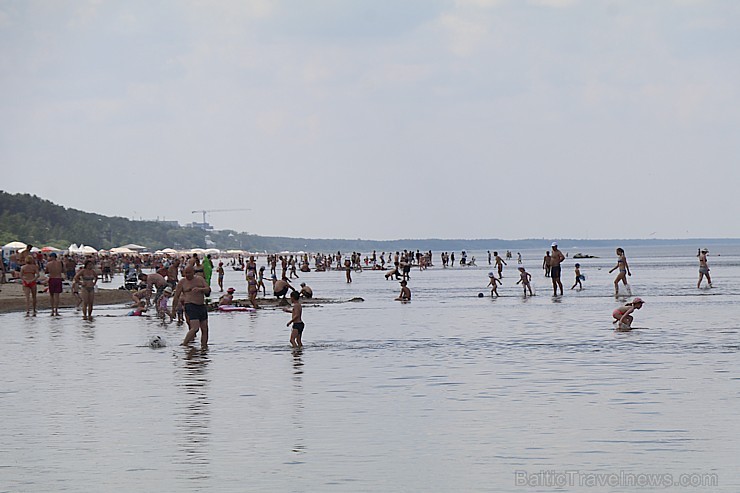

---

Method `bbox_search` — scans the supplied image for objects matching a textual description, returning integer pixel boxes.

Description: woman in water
[608,248,631,297]
[612,297,644,330]
[697,248,712,289]
[20,255,39,316]
[73,259,98,320]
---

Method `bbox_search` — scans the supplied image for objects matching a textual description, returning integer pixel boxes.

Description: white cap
[551,242,558,247]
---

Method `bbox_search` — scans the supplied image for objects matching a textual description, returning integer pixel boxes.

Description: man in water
[139,272,168,307]
[549,242,566,296]
[272,275,295,299]
[542,251,551,277]
[396,280,411,301]
[299,282,313,299]
[286,290,304,348]
[173,266,211,348]
[45,253,64,316]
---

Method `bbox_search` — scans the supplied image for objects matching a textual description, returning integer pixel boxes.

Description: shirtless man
[697,248,712,288]
[272,275,295,299]
[285,290,305,348]
[64,255,77,280]
[494,251,507,279]
[299,282,313,299]
[166,259,180,288]
[45,253,64,316]
[549,242,566,296]
[542,251,551,277]
[139,272,168,306]
[396,280,411,301]
[172,266,211,349]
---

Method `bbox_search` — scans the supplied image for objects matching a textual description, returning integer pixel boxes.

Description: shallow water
[2,246,739,492]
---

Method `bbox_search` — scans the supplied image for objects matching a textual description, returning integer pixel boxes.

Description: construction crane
[191,208,251,230]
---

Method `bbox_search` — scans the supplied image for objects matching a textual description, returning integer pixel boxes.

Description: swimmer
[516,266,533,297]
[487,272,502,297]
[549,242,565,296]
[612,297,644,330]
[608,248,631,297]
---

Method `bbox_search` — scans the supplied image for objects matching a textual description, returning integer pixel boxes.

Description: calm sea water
[2,245,739,492]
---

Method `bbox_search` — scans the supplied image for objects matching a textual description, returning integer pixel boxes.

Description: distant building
[186,222,213,230]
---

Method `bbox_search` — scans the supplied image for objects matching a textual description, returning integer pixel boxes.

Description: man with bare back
[549,242,566,296]
[45,253,64,316]
[172,266,211,349]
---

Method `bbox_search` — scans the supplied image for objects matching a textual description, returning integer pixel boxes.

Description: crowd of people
[1,243,718,345]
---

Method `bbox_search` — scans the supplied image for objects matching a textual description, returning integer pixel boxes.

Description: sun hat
[632,297,644,304]
[164,286,173,294]
[227,287,235,293]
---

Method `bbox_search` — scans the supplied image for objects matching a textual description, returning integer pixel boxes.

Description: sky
[1,0,739,240]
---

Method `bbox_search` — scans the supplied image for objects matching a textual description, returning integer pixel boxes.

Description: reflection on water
[174,347,211,482]
[1,249,739,492]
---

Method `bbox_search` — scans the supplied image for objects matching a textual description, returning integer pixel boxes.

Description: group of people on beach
[3,241,718,343]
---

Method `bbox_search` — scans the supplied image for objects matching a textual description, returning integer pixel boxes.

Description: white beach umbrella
[121,243,147,251]
[110,247,135,254]
[80,245,98,254]
[3,241,27,250]
[204,248,220,256]
[161,248,178,255]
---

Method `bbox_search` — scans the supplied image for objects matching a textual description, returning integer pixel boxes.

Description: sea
[1,244,738,492]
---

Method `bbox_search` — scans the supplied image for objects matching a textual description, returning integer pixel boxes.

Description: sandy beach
[0,282,133,314]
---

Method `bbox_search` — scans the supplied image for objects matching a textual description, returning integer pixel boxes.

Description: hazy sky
[2,0,739,240]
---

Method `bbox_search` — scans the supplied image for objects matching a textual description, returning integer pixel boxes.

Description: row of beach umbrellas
[3,242,269,257]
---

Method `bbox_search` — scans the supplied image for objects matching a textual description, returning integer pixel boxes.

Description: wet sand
[0,282,133,314]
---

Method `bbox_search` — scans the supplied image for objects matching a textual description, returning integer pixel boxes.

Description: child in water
[516,266,533,297]
[487,272,502,297]
[157,286,174,321]
[612,297,644,330]
[571,263,585,290]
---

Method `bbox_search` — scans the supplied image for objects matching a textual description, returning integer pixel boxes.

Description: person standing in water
[203,254,214,286]
[286,290,304,348]
[494,251,507,279]
[20,255,39,317]
[608,247,631,297]
[73,259,98,321]
[697,248,712,288]
[549,243,565,296]
[487,272,502,297]
[516,266,533,297]
[571,263,584,291]
[173,265,211,349]
[542,251,551,277]
[45,253,64,316]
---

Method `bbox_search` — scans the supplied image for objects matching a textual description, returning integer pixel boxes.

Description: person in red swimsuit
[20,255,39,316]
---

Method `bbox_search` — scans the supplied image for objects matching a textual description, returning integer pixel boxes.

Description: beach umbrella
[205,248,220,256]
[190,248,206,255]
[121,243,147,251]
[80,245,98,254]
[3,241,27,250]
[41,246,62,253]
[110,247,135,254]
[161,248,178,255]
